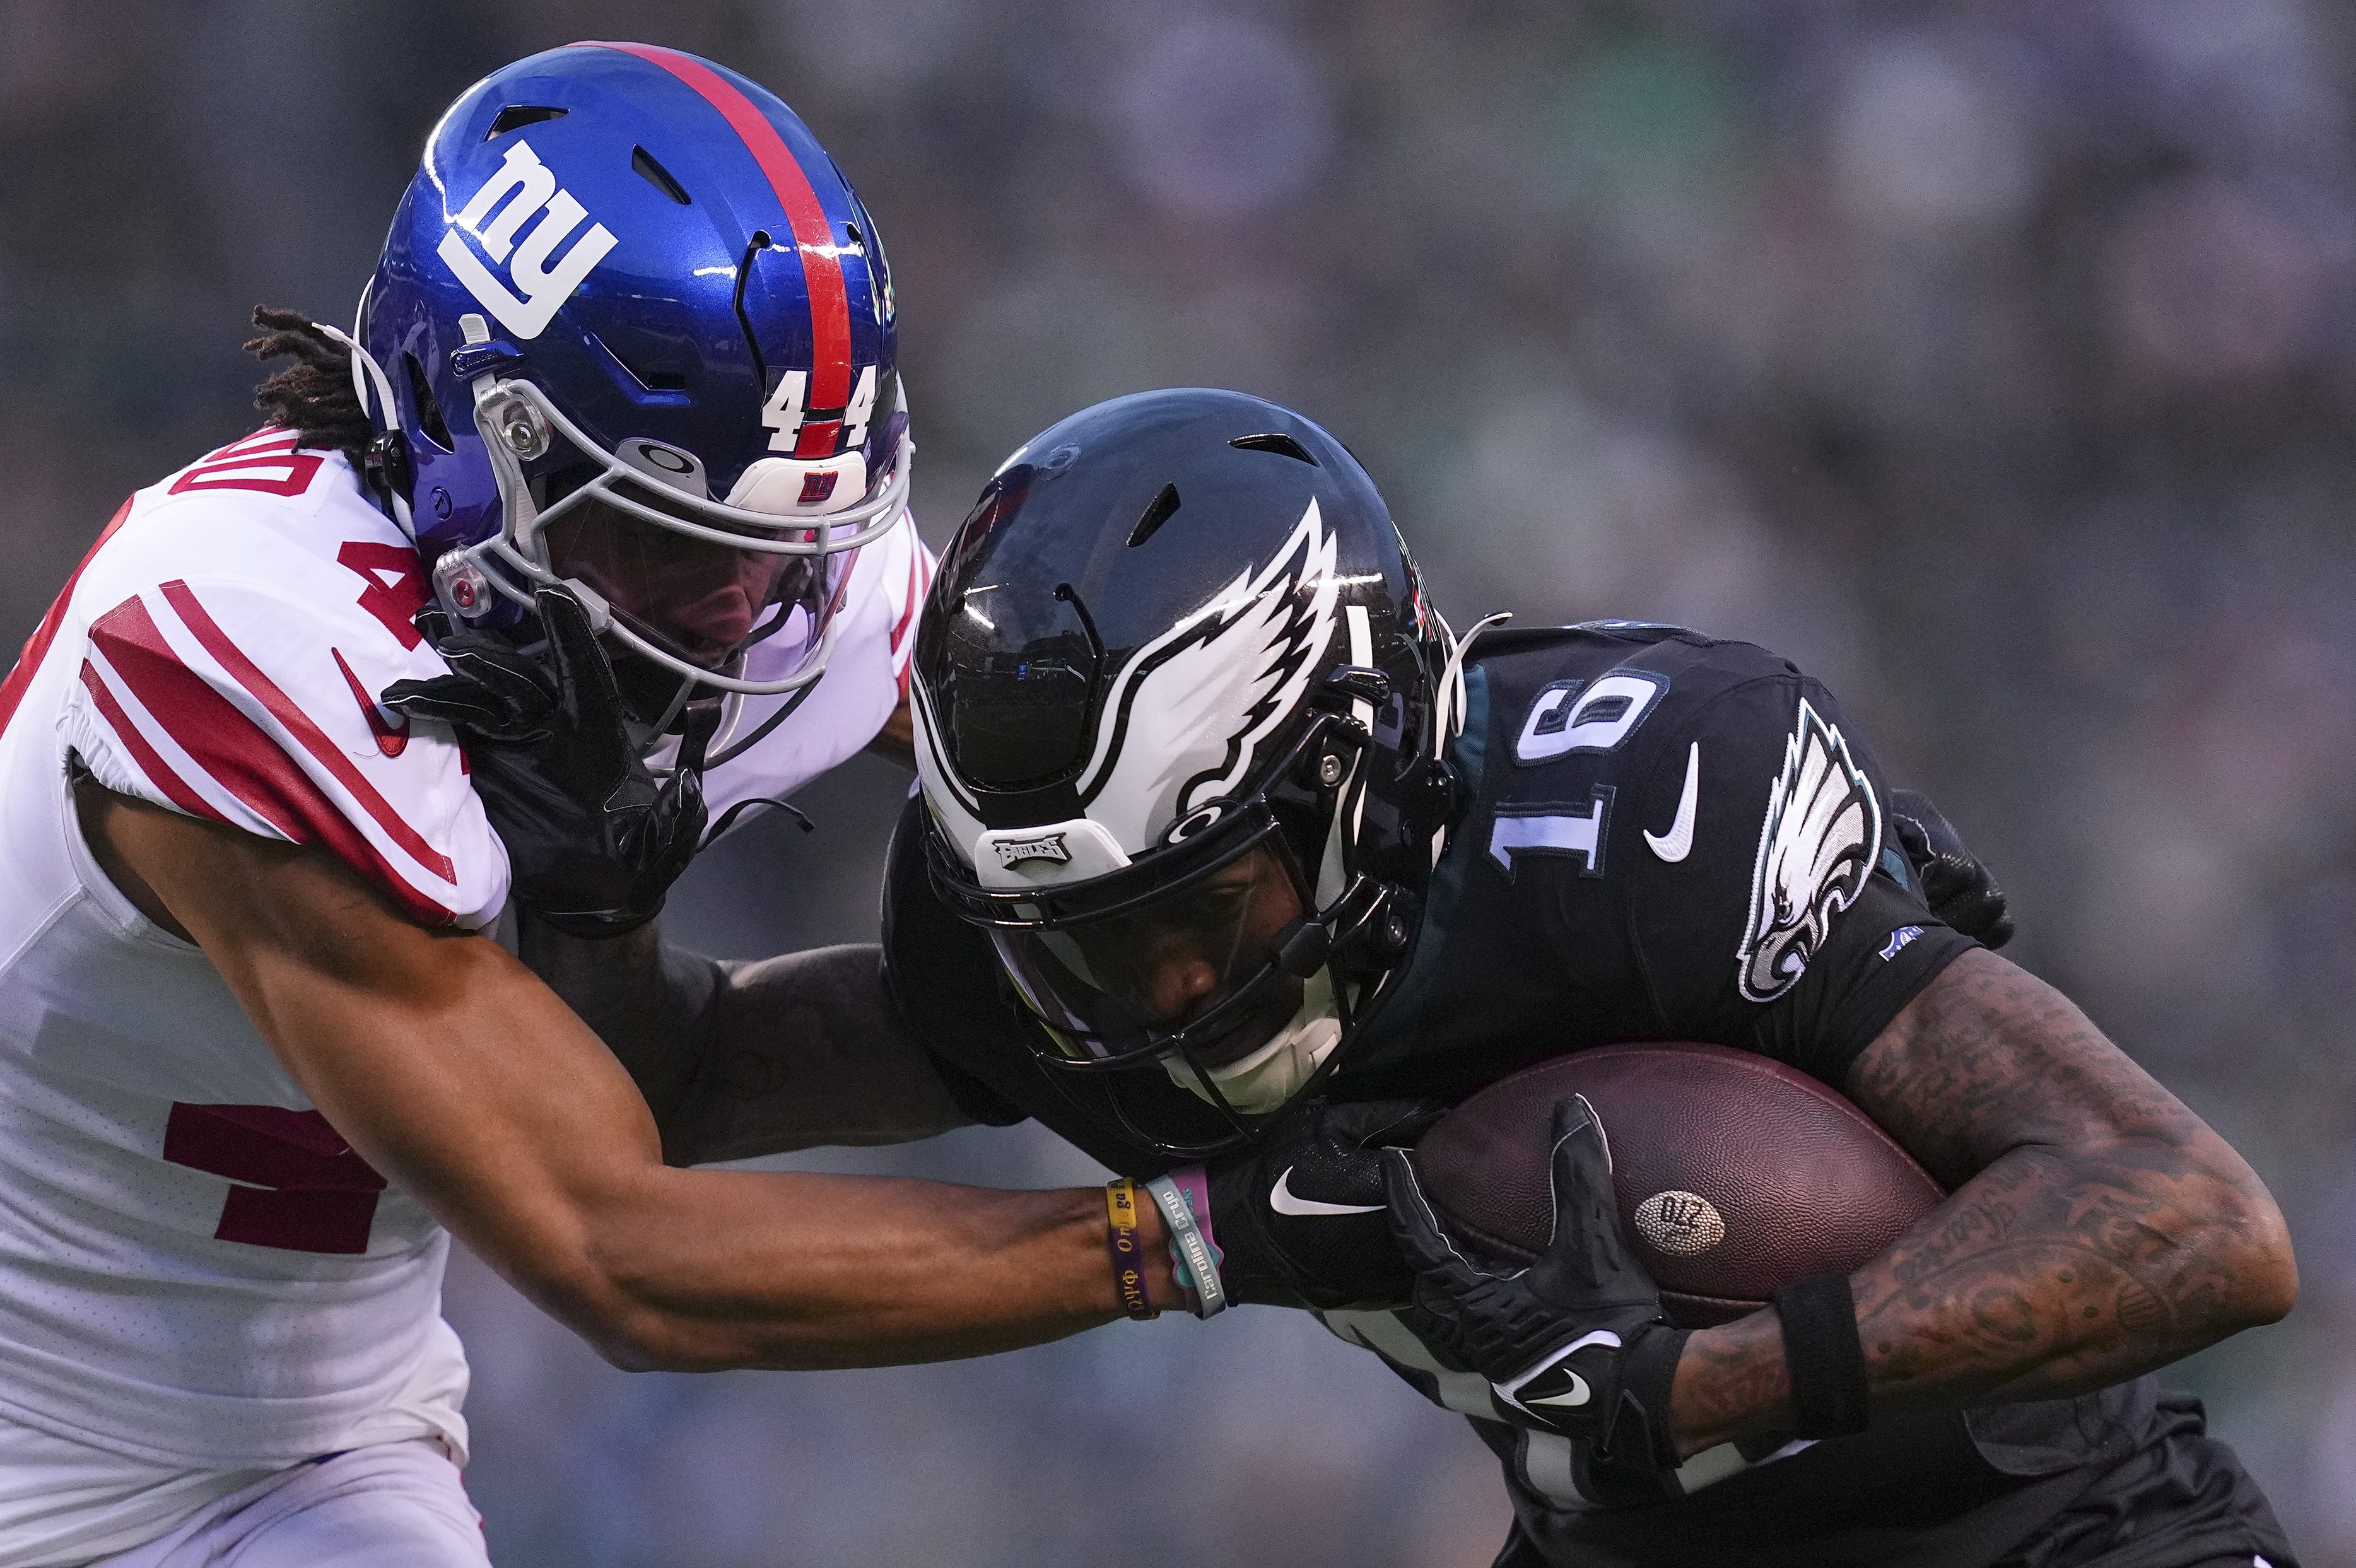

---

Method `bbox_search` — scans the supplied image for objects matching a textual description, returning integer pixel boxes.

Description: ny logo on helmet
[436,141,618,341]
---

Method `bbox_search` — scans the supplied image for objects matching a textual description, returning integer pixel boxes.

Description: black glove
[383,586,707,937]
[1889,788,2013,949]
[1202,1099,1445,1309]
[1383,1096,1687,1471]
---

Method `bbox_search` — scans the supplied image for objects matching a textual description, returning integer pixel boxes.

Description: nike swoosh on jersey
[1644,741,1699,862]
[332,648,409,758]
[1269,1167,1385,1217]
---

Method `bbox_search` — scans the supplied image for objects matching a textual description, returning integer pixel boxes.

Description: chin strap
[314,293,415,540]
[1427,610,1510,865]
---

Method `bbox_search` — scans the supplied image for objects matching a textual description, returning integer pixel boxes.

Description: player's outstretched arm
[518,915,971,1166]
[81,783,1172,1372]
[1669,947,2296,1455]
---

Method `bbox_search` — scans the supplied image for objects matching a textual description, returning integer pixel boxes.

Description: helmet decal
[594,41,857,457]
[437,140,618,340]
[1077,496,1339,852]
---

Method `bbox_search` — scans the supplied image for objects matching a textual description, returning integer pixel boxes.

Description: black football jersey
[882,623,2171,1567]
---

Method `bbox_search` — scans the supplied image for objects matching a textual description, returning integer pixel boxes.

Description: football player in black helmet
[426,388,2299,1567]
[878,389,2299,1567]
[905,392,1458,1156]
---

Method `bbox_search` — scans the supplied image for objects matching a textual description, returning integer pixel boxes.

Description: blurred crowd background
[4,0,2353,1562]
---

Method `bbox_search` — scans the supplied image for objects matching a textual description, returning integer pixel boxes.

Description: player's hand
[1383,1096,1687,1469]
[384,585,706,937]
[1200,1099,1444,1310]
[1889,788,2013,950]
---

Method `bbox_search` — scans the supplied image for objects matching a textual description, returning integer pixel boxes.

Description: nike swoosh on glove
[1383,1095,1687,1470]
[1889,787,2014,950]
[1202,1099,1444,1310]
[384,585,706,937]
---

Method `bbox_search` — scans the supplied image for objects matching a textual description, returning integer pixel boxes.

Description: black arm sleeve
[1621,673,1977,1084]
[879,792,1032,1128]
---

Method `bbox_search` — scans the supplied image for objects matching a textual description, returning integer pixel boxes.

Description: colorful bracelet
[1146,1170,1227,1319]
[1103,1178,1159,1320]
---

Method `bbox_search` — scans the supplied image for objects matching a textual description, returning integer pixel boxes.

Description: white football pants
[90,1441,488,1568]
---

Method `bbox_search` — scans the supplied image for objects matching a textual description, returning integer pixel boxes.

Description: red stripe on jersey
[76,661,222,822]
[89,596,455,927]
[156,580,457,886]
[589,42,853,412]
[0,496,134,740]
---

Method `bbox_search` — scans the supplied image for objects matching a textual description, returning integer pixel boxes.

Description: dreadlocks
[247,307,372,468]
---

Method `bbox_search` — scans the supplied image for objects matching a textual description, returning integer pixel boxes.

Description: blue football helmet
[344,41,906,697]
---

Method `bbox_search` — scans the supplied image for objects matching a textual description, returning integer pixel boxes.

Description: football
[1410,1042,1944,1328]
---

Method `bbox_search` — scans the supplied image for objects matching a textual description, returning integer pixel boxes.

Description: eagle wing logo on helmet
[1736,698,1882,1002]
[1077,499,1341,851]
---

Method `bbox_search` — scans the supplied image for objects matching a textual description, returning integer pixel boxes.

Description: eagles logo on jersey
[1737,699,1881,1002]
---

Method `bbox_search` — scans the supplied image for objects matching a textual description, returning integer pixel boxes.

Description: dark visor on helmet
[989,829,1313,1070]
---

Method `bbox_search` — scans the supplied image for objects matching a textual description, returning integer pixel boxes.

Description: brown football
[1410,1042,1944,1328]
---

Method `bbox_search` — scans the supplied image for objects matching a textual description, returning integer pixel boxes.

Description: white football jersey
[686,486,930,821]
[0,427,925,1478]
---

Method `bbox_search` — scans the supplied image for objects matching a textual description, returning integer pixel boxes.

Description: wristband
[1145,1171,1227,1319]
[1103,1179,1159,1321]
[1772,1272,1868,1438]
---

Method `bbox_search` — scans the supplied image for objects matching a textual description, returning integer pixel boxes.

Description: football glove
[1383,1095,1687,1471]
[1889,788,2013,950]
[383,585,706,937]
[1202,1098,1444,1310]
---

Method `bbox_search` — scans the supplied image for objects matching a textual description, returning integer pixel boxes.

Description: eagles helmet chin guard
[348,42,908,703]
[911,389,1475,1158]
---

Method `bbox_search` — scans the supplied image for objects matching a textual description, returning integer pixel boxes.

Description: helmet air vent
[402,352,454,451]
[732,232,771,388]
[592,331,689,393]
[631,146,692,205]
[486,105,568,138]
[1228,432,1318,465]
[1127,483,1182,549]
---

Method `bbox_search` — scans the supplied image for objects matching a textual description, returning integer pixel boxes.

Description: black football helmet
[911,389,1466,1156]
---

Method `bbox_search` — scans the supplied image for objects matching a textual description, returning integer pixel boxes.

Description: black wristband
[1772,1272,1868,1439]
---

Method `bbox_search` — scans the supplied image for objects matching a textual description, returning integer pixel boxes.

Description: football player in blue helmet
[26,50,1394,1564]
[339,43,927,933]
[354,41,906,708]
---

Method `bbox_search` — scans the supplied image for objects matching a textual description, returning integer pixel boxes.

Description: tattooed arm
[1667,947,2296,1457]
[520,915,972,1167]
